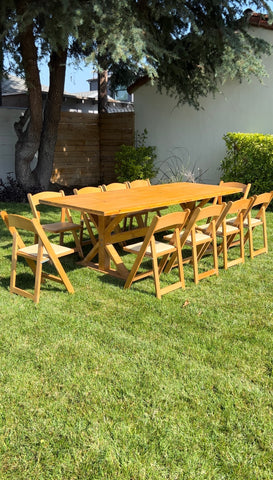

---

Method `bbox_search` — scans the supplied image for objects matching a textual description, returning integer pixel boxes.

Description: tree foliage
[0,0,272,189]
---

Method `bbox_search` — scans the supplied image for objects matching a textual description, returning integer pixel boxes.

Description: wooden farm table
[40,182,241,278]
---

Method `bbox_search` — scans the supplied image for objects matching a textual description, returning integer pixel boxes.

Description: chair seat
[185,231,212,244]
[19,242,74,261]
[243,217,263,228]
[198,222,239,236]
[226,216,239,225]
[215,224,239,236]
[197,223,210,231]
[42,221,81,233]
[165,229,212,244]
[124,240,176,256]
[227,216,263,228]
[27,191,83,258]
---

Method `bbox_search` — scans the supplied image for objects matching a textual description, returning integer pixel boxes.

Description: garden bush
[0,174,42,202]
[114,129,158,182]
[221,132,273,198]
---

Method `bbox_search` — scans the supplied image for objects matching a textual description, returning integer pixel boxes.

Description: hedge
[221,132,273,196]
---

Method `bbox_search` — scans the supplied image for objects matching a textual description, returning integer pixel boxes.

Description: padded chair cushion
[124,240,176,257]
[243,217,263,228]
[216,224,239,236]
[18,243,74,260]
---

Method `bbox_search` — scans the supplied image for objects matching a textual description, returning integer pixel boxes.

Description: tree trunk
[14,0,43,190]
[34,49,67,189]
[98,70,108,113]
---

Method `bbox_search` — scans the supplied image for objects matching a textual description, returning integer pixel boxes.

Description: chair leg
[10,240,18,294]
[222,235,228,270]
[176,242,185,289]
[191,239,199,285]
[152,257,161,299]
[239,228,245,265]
[60,232,64,245]
[82,213,98,246]
[79,219,84,245]
[263,216,268,254]
[212,235,219,276]
[71,229,84,258]
[249,213,268,258]
[246,227,254,258]
[33,243,44,303]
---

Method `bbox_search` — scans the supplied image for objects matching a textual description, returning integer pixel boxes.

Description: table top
[40,182,241,216]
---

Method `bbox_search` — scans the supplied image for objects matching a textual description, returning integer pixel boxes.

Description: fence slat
[52,111,134,187]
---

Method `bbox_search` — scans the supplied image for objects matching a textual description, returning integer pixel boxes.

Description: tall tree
[0,0,272,190]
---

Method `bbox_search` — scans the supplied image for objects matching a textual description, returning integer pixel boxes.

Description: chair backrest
[127,179,151,188]
[141,210,191,251]
[214,181,251,204]
[153,210,190,235]
[8,213,37,234]
[226,197,255,226]
[7,213,51,261]
[1,210,32,249]
[178,203,229,245]
[1,209,9,229]
[7,213,74,261]
[8,214,57,253]
[73,186,102,195]
[251,191,273,217]
[101,182,128,191]
[27,190,65,221]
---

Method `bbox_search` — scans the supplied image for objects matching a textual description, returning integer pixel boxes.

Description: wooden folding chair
[73,186,103,195]
[213,180,251,205]
[166,203,230,284]
[28,190,83,258]
[243,191,273,258]
[126,178,168,227]
[2,212,74,303]
[102,181,148,233]
[1,210,37,276]
[73,186,102,246]
[214,197,255,269]
[126,179,151,188]
[101,182,128,191]
[123,210,190,299]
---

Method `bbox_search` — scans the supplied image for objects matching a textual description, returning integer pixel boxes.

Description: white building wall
[0,107,25,181]
[133,28,273,185]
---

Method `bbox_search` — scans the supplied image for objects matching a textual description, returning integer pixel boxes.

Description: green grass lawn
[0,201,273,479]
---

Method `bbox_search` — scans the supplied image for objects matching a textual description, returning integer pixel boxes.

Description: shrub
[114,129,158,182]
[0,174,42,202]
[158,147,208,184]
[221,132,273,196]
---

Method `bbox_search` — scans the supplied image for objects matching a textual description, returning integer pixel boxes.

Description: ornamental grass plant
[0,201,273,480]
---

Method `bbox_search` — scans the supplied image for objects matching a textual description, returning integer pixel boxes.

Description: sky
[39,58,94,94]
[39,1,273,94]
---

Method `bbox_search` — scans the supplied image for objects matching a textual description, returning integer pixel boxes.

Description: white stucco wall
[133,28,273,185]
[0,107,25,182]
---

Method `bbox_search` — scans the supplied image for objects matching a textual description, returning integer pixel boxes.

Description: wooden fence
[52,111,134,187]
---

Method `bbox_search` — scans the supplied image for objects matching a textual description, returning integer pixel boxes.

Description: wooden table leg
[97,216,110,271]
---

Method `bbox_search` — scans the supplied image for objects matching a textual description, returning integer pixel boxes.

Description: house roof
[127,75,150,95]
[127,11,273,95]
[1,75,49,95]
[247,11,273,30]
[2,75,121,103]
[1,74,85,99]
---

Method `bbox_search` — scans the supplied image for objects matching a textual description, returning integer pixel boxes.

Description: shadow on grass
[0,271,75,294]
